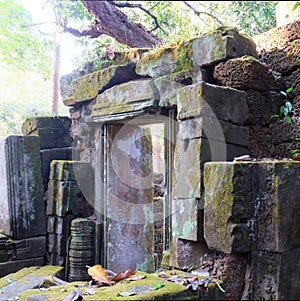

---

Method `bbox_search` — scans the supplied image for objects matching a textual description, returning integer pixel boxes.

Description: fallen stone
[0,265,63,301]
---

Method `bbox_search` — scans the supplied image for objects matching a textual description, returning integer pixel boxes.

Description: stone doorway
[95,110,177,273]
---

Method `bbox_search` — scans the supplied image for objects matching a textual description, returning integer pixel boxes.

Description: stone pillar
[170,81,250,269]
[68,218,95,281]
[105,124,155,272]
[0,135,45,239]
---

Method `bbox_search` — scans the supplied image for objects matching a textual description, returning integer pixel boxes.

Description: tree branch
[110,1,167,34]
[63,23,105,38]
[81,0,161,48]
[183,1,223,27]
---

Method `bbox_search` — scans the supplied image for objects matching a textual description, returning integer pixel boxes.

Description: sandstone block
[136,27,257,78]
[92,79,156,119]
[0,136,45,239]
[22,116,71,136]
[172,198,204,241]
[178,116,249,146]
[73,63,142,104]
[169,237,211,270]
[204,162,253,253]
[177,81,249,124]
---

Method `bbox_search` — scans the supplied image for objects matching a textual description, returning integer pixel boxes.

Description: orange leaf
[87,265,112,285]
[111,269,137,281]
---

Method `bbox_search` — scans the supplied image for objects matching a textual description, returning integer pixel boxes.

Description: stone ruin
[1,19,300,300]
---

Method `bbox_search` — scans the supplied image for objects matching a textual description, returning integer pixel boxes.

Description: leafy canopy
[0,0,54,79]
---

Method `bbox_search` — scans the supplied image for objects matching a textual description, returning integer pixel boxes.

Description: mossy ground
[17,269,224,301]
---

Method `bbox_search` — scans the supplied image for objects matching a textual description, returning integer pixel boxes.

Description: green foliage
[293,2,300,11]
[0,0,53,79]
[272,88,294,123]
[290,149,300,158]
[229,1,278,36]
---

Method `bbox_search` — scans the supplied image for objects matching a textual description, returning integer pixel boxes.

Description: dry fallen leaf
[87,265,112,285]
[128,275,146,281]
[111,269,136,281]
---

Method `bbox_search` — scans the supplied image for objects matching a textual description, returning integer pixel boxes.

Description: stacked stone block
[204,161,300,300]
[170,81,250,268]
[22,116,76,192]
[0,136,46,276]
[46,160,94,266]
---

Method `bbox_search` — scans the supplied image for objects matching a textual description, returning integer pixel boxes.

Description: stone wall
[1,19,300,299]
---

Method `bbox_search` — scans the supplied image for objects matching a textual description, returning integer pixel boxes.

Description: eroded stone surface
[73,63,143,104]
[177,81,249,124]
[213,55,284,91]
[136,27,257,78]
[253,20,300,52]
[204,161,300,254]
[0,136,45,239]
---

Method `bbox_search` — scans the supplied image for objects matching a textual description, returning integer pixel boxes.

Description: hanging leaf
[111,269,137,281]
[87,265,112,285]
[285,101,293,113]
[286,87,293,94]
[284,116,292,123]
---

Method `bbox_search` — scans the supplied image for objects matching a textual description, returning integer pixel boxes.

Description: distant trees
[0,0,279,116]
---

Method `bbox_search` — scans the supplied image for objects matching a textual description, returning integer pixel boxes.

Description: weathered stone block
[136,27,257,78]
[22,116,71,136]
[172,198,204,241]
[31,128,72,150]
[92,79,156,119]
[253,20,300,52]
[173,137,206,199]
[213,55,284,92]
[178,116,249,146]
[246,90,284,126]
[3,236,46,261]
[204,161,300,254]
[169,237,211,270]
[173,137,249,200]
[192,27,258,66]
[0,265,63,300]
[0,136,45,240]
[259,39,300,74]
[0,257,45,278]
[177,81,249,124]
[254,161,300,252]
[246,250,300,300]
[73,63,142,103]
[47,179,94,217]
[204,162,253,253]
[40,147,74,184]
[46,233,66,255]
[49,160,94,181]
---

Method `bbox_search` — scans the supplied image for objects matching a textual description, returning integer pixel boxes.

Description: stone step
[0,265,64,301]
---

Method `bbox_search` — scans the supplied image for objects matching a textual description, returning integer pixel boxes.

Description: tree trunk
[82,0,161,48]
[51,23,61,114]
